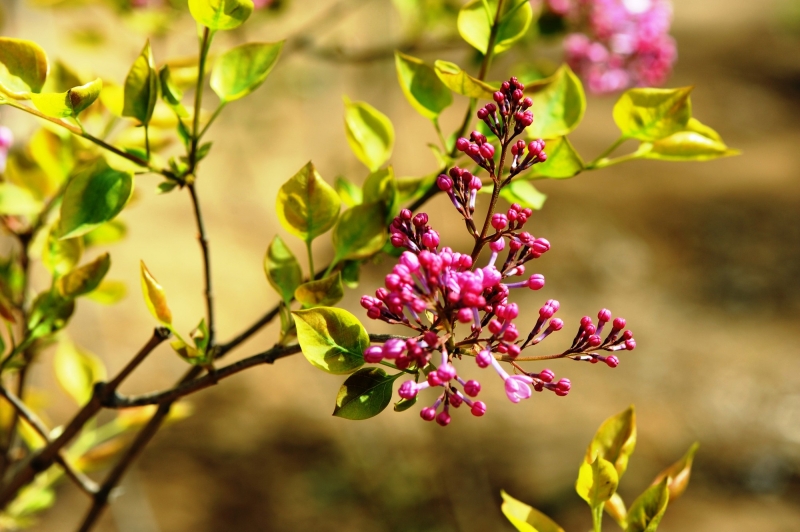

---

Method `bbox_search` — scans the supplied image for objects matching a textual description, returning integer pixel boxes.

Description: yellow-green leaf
[585,405,637,479]
[56,252,111,298]
[30,78,103,118]
[332,201,388,264]
[525,65,585,138]
[457,0,533,55]
[576,455,619,508]
[0,182,43,216]
[362,167,397,220]
[211,41,284,103]
[54,340,106,405]
[334,176,362,207]
[189,0,253,30]
[499,180,547,210]
[605,492,628,529]
[85,279,127,305]
[83,220,127,247]
[158,65,188,118]
[613,87,693,142]
[394,51,452,120]
[530,136,584,179]
[641,118,738,161]
[0,37,48,97]
[276,161,341,242]
[501,490,565,532]
[123,41,158,126]
[433,60,497,99]
[42,227,83,278]
[293,307,367,374]
[140,260,172,325]
[295,272,344,308]
[343,96,394,172]
[650,442,699,501]
[264,234,302,304]
[625,478,669,532]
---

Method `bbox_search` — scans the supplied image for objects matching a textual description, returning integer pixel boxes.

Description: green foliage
[394,51,452,120]
[42,230,83,278]
[264,235,303,304]
[140,260,172,325]
[335,177,362,207]
[30,78,102,118]
[501,491,565,532]
[531,136,584,179]
[499,180,547,210]
[362,167,398,220]
[54,340,106,405]
[640,119,738,161]
[56,252,110,298]
[625,478,669,532]
[85,280,127,305]
[83,220,127,247]
[27,291,74,341]
[576,455,619,507]
[458,0,533,55]
[525,65,586,139]
[276,161,341,243]
[211,41,284,103]
[651,442,700,501]
[343,96,395,172]
[293,307,368,374]
[295,273,344,308]
[613,87,693,142]
[0,37,48,96]
[333,367,399,420]
[585,405,637,479]
[332,202,388,265]
[59,159,134,239]
[0,182,43,216]
[159,66,188,118]
[123,41,159,126]
[434,60,497,99]
[189,0,254,31]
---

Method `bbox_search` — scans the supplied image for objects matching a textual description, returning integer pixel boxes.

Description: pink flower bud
[623,330,633,340]
[598,308,612,322]
[364,346,384,363]
[400,208,412,220]
[580,316,593,328]
[423,331,439,345]
[539,305,555,319]
[456,137,470,151]
[588,335,602,347]
[527,274,545,290]
[539,368,555,383]
[449,166,463,179]
[469,176,482,190]
[605,356,619,368]
[532,238,550,254]
[464,380,481,397]
[476,350,493,368]
[413,213,428,227]
[556,378,571,392]
[420,407,436,421]
[421,230,439,248]
[493,91,505,103]
[489,239,505,252]
[549,318,564,331]
[437,363,457,382]
[436,411,451,426]
[625,339,636,350]
[503,327,519,342]
[449,393,463,408]
[486,103,496,113]
[456,308,472,323]
[477,107,488,119]
[427,372,442,386]
[491,213,508,230]
[360,296,375,309]
[398,380,418,399]
[522,97,533,108]
[507,344,521,357]
[512,89,524,101]
[367,307,382,319]
[471,401,487,416]
[479,143,495,159]
[613,317,626,330]
[467,144,481,157]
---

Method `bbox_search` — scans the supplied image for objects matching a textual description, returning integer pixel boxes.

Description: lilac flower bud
[471,131,486,144]
[507,344,521,357]
[505,303,519,320]
[367,307,382,319]
[486,103,497,113]
[491,213,508,230]
[532,238,550,254]
[488,319,502,334]
[471,401,486,417]
[420,407,436,421]
[588,335,602,347]
[449,166,463,179]
[493,91,505,103]
[503,327,519,342]
[625,339,637,350]
[512,89,524,101]
[427,372,443,386]
[469,176,482,191]
[539,368,555,383]
[398,380,418,399]
[549,318,564,331]
[437,363,457,382]
[423,331,438,346]
[584,324,597,335]
[360,296,375,309]
[383,338,406,359]
[457,308,473,323]
[546,299,560,311]
[400,209,412,221]
[598,308,612,322]
[522,97,533,108]
[436,411,451,426]
[449,393,463,408]
[539,305,555,319]
[527,274,545,290]
[605,356,619,368]
[466,144,480,157]
[477,107,488,119]
[413,213,429,227]
[456,137,470,151]
[528,139,545,155]
[623,330,633,340]
[390,234,406,248]
[437,174,453,191]
[479,143,495,159]
[580,316,593,328]
[489,239,505,254]
[613,317,626,330]
[476,350,493,368]
[556,378,571,392]
[364,346,384,363]
[421,230,440,248]
[464,380,481,397]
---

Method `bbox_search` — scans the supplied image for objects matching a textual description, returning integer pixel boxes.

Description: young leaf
[501,490,564,532]
[27,291,74,340]
[394,52,452,120]
[83,220,127,247]
[434,60,497,99]
[334,176,362,207]
[605,492,628,529]
[650,442,699,501]
[30,79,103,118]
[500,180,547,210]
[641,119,738,161]
[295,273,344,308]
[394,395,417,412]
[362,167,397,219]
[264,235,302,304]
[525,65,585,139]
[54,340,106,405]
[333,367,400,420]
[211,41,284,103]
[59,159,134,239]
[140,260,172,325]
[293,307,368,374]
[158,66,188,118]
[123,41,159,126]
[85,280,127,305]
[276,161,341,242]
[613,87,693,142]
[56,252,110,298]
[341,260,360,289]
[576,455,620,508]
[625,478,669,532]
[0,37,48,96]
[457,0,533,55]
[332,202,388,264]
[189,0,254,30]
[530,136,584,179]
[343,96,395,172]
[0,182,44,216]
[585,405,637,479]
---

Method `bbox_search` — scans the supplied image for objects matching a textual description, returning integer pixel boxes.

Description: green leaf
[500,180,547,210]
[0,182,44,216]
[293,307,367,374]
[42,229,83,278]
[530,136,584,179]
[85,280,127,305]
[343,96,394,172]
[394,51,452,120]
[59,159,134,239]
[433,60,497,99]
[0,37,48,96]
[191,318,210,353]
[334,176,362,207]
[500,490,565,532]
[123,40,159,126]
[27,128,74,193]
[576,455,620,508]
[605,493,628,530]
[264,235,302,304]
[295,272,344,308]
[54,340,106,405]
[189,0,253,30]
[641,118,738,161]
[457,0,533,55]
[362,167,397,220]
[394,395,417,412]
[27,291,74,340]
[211,41,284,103]
[613,87,693,142]
[30,78,103,118]
[525,65,585,138]
[158,66,188,118]
[585,405,637,479]
[83,220,127,247]
[651,442,699,501]
[276,161,341,242]
[341,260,360,289]
[332,202,388,264]
[140,260,172,325]
[333,367,400,420]
[56,252,110,298]
[625,478,669,532]
[396,173,436,204]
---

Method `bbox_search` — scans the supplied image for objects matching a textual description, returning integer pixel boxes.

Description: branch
[187,184,215,351]
[0,387,99,498]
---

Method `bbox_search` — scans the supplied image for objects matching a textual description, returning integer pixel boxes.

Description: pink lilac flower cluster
[0,126,13,174]
[359,77,636,426]
[546,0,676,93]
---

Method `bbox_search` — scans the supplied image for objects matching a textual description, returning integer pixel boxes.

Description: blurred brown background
[3,0,800,530]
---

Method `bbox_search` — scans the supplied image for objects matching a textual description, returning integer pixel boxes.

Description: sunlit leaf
[264,235,303,304]
[362,167,397,219]
[501,490,565,532]
[530,136,584,179]
[576,455,619,507]
[140,260,172,325]
[158,66,188,118]
[525,65,585,138]
[335,176,362,207]
[433,60,497,99]
[56,252,110,298]
[500,180,547,210]
[295,272,344,308]
[83,220,127,247]
[394,51,452,120]
[30,78,102,118]
[0,37,48,97]
[276,161,341,243]
[651,442,699,501]
[0,182,43,216]
[293,307,367,374]
[332,201,388,264]
[123,40,158,126]
[85,279,127,305]
[641,118,738,161]
[585,405,637,479]
[343,96,394,171]
[333,367,399,420]
[605,492,628,529]
[457,0,533,55]
[625,478,669,532]
[211,41,283,103]
[42,228,83,277]
[613,87,693,142]
[27,291,74,340]
[54,339,106,405]
[189,0,254,30]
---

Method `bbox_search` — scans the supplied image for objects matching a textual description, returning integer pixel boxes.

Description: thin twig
[187,184,215,351]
